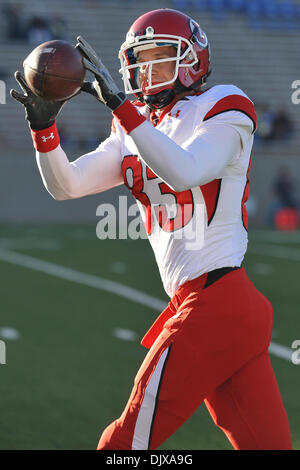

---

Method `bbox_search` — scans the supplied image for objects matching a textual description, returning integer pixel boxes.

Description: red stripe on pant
[97,268,292,450]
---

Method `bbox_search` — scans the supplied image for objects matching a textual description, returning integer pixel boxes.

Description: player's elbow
[164,173,193,192]
[52,193,70,201]
[170,180,189,192]
[53,190,80,200]
[46,186,75,201]
[54,181,83,200]
[166,173,217,192]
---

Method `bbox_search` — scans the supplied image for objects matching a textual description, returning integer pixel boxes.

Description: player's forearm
[36,145,81,200]
[31,118,124,199]
[113,101,241,192]
[129,121,241,191]
[36,146,90,201]
[36,143,123,200]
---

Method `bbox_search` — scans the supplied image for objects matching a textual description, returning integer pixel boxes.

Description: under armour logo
[41,133,54,142]
[167,110,181,119]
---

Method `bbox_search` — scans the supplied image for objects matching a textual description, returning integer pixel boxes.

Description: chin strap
[142,88,176,110]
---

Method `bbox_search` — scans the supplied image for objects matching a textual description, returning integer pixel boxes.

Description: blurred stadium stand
[0,0,299,226]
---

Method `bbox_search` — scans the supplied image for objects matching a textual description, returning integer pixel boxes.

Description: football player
[11,9,292,450]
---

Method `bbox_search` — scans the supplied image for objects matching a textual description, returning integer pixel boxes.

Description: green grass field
[0,224,299,450]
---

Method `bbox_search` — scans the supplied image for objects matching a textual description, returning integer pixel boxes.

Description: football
[23,40,86,101]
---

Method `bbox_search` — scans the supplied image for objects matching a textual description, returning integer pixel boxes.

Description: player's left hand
[76,36,126,110]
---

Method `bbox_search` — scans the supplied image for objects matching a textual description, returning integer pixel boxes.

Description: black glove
[76,36,126,110]
[10,71,66,130]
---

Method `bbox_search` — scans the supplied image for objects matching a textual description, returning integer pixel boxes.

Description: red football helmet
[119,9,211,109]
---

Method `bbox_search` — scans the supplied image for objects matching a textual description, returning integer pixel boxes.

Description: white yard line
[0,248,166,311]
[0,248,294,363]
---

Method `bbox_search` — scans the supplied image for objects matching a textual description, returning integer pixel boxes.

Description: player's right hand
[76,36,126,110]
[10,71,66,130]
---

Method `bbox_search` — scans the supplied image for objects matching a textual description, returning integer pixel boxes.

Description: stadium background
[0,0,299,450]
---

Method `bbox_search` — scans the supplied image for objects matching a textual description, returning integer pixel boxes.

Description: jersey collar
[149,89,209,127]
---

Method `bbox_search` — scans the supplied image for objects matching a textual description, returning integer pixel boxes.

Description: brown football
[23,40,86,101]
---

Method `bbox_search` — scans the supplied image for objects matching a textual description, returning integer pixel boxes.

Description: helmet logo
[189,19,208,48]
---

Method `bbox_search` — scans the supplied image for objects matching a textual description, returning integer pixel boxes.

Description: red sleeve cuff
[31,120,60,153]
[112,100,146,134]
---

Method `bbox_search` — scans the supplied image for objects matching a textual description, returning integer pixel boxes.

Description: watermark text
[291,340,300,365]
[291,80,300,104]
[95,196,205,251]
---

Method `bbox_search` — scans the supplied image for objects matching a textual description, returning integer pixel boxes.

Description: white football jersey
[112,85,256,297]
[36,84,256,299]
